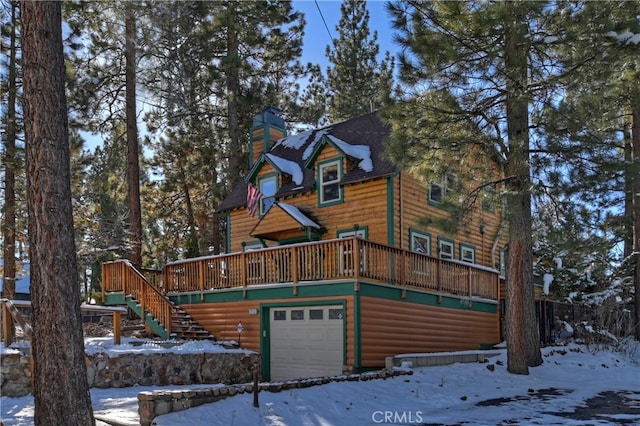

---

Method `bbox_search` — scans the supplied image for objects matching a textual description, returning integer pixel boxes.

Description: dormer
[303,134,374,206]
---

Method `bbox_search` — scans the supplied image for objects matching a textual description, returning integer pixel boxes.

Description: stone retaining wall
[138,369,414,426]
[1,351,259,397]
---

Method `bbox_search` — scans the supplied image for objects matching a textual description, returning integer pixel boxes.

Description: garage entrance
[269,305,345,381]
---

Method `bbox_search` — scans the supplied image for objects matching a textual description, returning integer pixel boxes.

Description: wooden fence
[103,238,499,301]
[101,261,175,335]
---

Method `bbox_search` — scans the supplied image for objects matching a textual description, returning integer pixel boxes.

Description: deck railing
[104,239,498,301]
[101,261,175,335]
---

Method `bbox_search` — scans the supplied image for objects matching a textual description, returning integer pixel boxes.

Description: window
[319,160,342,205]
[329,308,344,320]
[338,227,367,274]
[460,244,476,263]
[482,183,497,212]
[309,309,323,320]
[259,175,277,215]
[338,227,367,239]
[291,309,304,320]
[438,237,455,259]
[243,241,264,252]
[429,172,457,205]
[410,230,431,255]
[273,310,286,320]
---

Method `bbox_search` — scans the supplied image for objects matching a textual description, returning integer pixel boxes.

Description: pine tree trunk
[632,95,640,341]
[125,5,143,267]
[504,3,541,374]
[226,2,242,187]
[21,2,95,424]
[2,0,17,314]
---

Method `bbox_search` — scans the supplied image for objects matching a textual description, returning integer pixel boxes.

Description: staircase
[168,300,215,341]
[105,260,214,341]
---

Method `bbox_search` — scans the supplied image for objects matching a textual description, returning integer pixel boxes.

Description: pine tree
[1,0,20,308]
[65,1,149,266]
[535,2,640,338]
[21,2,95,423]
[383,0,627,373]
[326,0,393,122]
[141,1,309,257]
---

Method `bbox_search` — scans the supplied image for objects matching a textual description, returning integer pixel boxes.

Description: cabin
[0,260,31,301]
[102,107,510,381]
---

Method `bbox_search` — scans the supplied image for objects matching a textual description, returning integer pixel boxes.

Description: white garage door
[270,305,344,381]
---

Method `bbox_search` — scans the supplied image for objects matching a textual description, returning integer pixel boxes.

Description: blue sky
[293,0,397,68]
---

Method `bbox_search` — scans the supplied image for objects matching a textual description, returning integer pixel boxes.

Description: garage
[269,305,345,381]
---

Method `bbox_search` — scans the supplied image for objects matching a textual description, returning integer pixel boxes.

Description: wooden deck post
[241,252,247,298]
[467,268,473,308]
[291,247,298,296]
[353,237,360,291]
[113,310,122,345]
[1,302,13,346]
[436,260,442,304]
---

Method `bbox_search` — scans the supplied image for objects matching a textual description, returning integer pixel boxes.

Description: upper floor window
[410,230,431,255]
[259,174,277,215]
[482,183,497,212]
[460,243,476,264]
[429,172,457,205]
[438,237,455,260]
[319,159,342,206]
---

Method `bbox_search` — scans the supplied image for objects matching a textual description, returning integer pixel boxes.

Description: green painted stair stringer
[124,296,169,340]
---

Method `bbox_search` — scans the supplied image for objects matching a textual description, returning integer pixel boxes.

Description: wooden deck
[103,238,499,301]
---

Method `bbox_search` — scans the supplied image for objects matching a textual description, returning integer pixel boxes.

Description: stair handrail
[107,260,178,336]
[0,298,33,346]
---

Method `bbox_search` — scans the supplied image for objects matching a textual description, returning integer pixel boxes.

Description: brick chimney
[250,106,286,167]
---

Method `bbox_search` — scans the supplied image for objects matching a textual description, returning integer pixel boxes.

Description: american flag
[247,183,262,217]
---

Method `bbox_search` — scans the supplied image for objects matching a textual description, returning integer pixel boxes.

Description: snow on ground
[2,340,640,425]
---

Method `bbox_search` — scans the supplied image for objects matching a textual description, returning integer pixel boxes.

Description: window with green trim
[429,172,457,205]
[410,230,431,255]
[319,160,342,205]
[259,175,277,215]
[482,183,497,212]
[438,237,455,259]
[460,243,476,263]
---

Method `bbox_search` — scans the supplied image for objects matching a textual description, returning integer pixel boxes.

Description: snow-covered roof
[265,153,304,185]
[0,261,30,294]
[277,203,321,229]
[326,135,374,172]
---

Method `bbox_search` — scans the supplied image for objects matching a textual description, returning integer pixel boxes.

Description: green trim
[144,313,169,339]
[317,158,344,207]
[354,293,361,369]
[169,282,357,306]
[386,176,394,246]
[125,296,169,339]
[225,211,231,253]
[258,173,279,218]
[169,279,496,312]
[277,232,322,245]
[249,122,287,168]
[303,136,328,169]
[358,282,497,313]
[437,236,456,259]
[459,242,476,263]
[242,241,265,251]
[336,225,368,239]
[104,292,125,305]
[260,299,348,381]
[409,228,432,255]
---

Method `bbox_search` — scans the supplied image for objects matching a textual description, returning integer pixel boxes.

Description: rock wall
[1,351,258,397]
[138,369,414,426]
